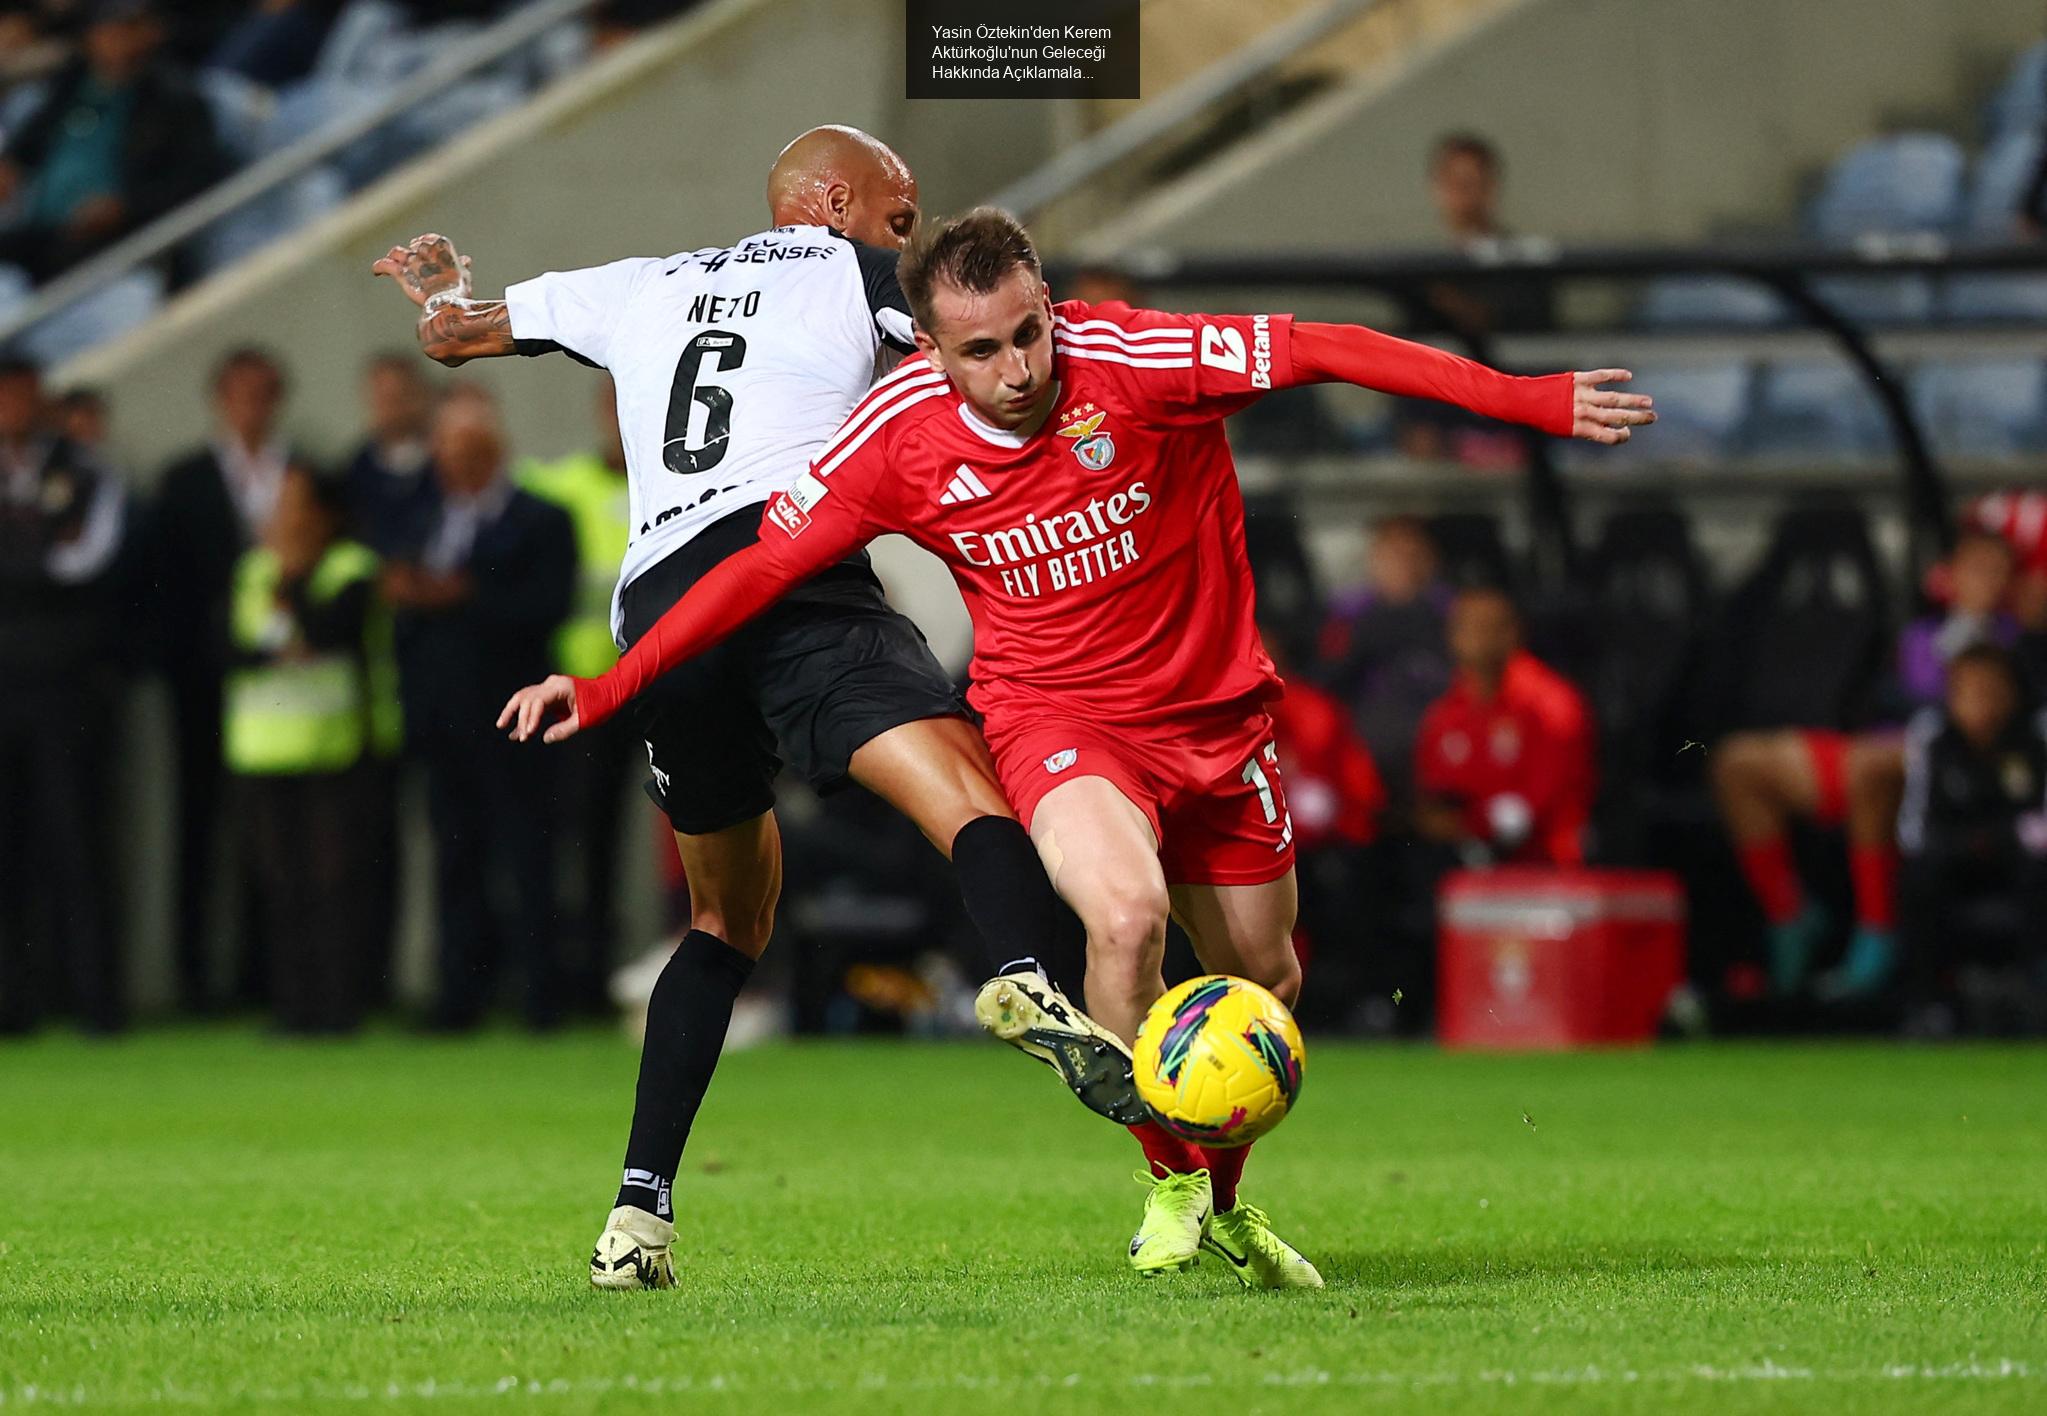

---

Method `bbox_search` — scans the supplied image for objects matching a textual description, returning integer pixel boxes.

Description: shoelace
[1217,1203,1288,1260]
[1129,1170,1203,1195]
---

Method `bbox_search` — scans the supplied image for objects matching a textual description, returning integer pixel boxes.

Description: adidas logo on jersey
[938,465,993,506]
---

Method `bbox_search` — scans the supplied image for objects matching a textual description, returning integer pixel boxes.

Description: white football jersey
[503,224,915,640]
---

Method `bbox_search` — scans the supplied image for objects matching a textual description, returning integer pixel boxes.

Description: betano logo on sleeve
[1196,316,1273,389]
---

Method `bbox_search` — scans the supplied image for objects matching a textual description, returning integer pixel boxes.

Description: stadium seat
[1747,359,1891,459]
[1809,273,1937,326]
[1710,498,1889,732]
[1808,133,1966,240]
[1806,134,1963,325]
[1910,359,2047,457]
[1425,511,1516,592]
[195,166,350,277]
[1583,505,1714,727]
[1580,504,1717,859]
[1634,276,1788,328]
[197,70,274,166]
[1984,41,2047,141]
[1589,362,1754,466]
[1241,491,1323,668]
[18,270,166,366]
[1942,130,2047,322]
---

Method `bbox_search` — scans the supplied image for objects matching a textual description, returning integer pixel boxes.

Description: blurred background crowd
[4,0,2047,1044]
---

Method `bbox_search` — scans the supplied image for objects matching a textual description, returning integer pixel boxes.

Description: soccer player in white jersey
[372,129,1131,1291]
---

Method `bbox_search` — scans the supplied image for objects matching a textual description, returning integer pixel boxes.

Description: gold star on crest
[1057,404,1107,440]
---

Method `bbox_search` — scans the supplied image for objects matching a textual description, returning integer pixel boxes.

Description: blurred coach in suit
[383,387,575,1032]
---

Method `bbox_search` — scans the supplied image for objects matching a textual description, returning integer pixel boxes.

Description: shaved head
[766,125,919,250]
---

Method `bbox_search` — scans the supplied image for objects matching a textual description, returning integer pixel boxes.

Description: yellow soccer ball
[1132,974,1305,1148]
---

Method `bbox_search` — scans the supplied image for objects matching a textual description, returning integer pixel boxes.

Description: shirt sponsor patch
[1199,324,1247,375]
[765,491,810,538]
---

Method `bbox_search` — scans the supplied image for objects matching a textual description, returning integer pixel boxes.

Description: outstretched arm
[499,494,871,744]
[370,232,514,367]
[1286,321,1654,443]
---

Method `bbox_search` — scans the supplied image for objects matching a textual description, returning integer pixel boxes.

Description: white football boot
[974,970,1146,1125]
[589,1205,675,1290]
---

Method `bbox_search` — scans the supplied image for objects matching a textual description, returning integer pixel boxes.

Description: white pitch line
[0,1360,2040,1405]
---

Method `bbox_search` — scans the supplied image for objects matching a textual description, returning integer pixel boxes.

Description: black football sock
[614,929,756,1221]
[950,815,1089,1002]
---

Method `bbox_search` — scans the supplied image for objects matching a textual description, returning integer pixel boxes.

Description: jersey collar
[954,380,1060,449]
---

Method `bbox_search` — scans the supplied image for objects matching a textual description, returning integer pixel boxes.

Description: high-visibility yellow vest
[224,541,397,775]
[518,451,628,679]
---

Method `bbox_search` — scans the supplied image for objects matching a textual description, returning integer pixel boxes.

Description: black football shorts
[617,502,968,835]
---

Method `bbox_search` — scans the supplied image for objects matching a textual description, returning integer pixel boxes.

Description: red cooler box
[1437,868,1685,1049]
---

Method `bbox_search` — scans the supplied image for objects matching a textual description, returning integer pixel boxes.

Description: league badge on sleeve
[765,491,811,538]
[1043,748,1078,775]
[1057,403,1116,472]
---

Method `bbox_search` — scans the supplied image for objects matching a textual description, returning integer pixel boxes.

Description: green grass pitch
[1,1032,2042,1413]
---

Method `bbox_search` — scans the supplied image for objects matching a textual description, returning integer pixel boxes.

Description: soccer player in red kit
[1415,587,1596,866]
[503,209,1654,1287]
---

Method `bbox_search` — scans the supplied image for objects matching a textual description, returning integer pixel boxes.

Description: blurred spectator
[1897,645,2047,1031]
[1421,132,1552,333]
[224,464,393,1035]
[1263,625,1385,1029]
[1400,133,1552,468]
[343,350,438,557]
[0,0,222,283]
[1712,531,2020,1001]
[339,349,432,1003]
[517,373,632,1015]
[1415,586,1594,867]
[151,345,295,1012]
[0,353,126,1033]
[1319,515,1453,812]
[0,4,72,112]
[54,383,104,448]
[385,387,573,1032]
[1894,530,2021,712]
[1966,490,2047,688]
[592,0,699,48]
[205,0,337,89]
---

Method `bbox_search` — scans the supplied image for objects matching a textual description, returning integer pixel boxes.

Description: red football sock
[1200,1143,1252,1211]
[1129,1120,1200,1178]
[1849,842,1898,931]
[1736,837,1804,925]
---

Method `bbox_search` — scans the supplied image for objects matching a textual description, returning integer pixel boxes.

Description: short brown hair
[897,207,1042,335]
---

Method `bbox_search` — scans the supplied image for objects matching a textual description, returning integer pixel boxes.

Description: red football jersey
[1415,651,1595,866]
[762,299,1295,726]
[572,299,1573,734]
[1267,676,1385,848]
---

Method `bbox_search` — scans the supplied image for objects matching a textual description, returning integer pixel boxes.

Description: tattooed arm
[370,232,513,367]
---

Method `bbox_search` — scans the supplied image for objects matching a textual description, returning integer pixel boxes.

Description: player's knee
[1082,884,1169,987]
[1711,735,1765,795]
[1091,882,1168,956]
[1252,949,1303,1009]
[690,899,775,959]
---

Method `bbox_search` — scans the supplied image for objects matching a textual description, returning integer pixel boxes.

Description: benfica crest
[1057,402,1116,472]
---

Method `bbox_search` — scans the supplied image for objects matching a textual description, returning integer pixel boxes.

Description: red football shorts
[1797,729,1851,827]
[983,706,1296,887]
